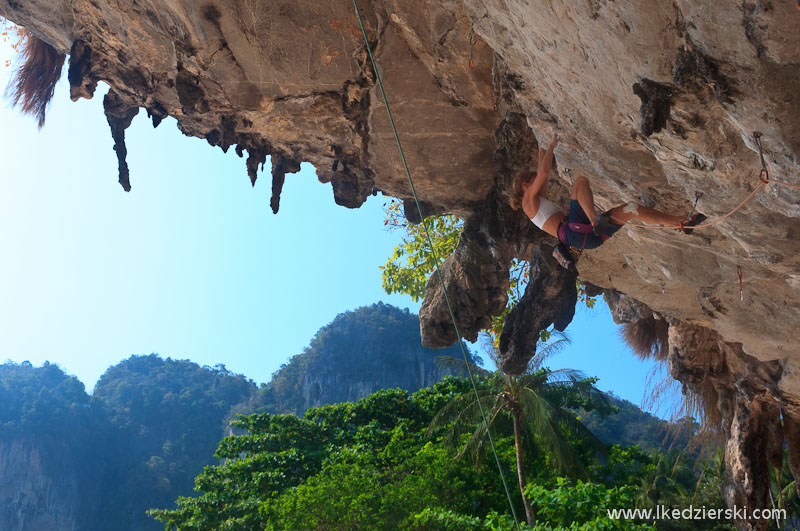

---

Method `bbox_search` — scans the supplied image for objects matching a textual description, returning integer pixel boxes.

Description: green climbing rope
[350,2,522,529]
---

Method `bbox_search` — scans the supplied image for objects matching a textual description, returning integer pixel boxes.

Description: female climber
[510,133,705,255]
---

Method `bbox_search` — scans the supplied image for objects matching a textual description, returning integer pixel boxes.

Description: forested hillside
[0,358,257,531]
[0,362,104,531]
[91,356,258,529]
[579,395,693,453]
[150,378,735,530]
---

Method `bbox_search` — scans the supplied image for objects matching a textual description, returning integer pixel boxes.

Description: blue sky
[0,37,672,416]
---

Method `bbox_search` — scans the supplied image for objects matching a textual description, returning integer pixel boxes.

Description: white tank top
[530,197,561,229]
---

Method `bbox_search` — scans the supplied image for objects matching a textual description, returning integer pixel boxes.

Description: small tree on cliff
[380,199,595,347]
[429,334,610,526]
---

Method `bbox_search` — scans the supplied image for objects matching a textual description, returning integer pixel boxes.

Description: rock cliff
[2,1,799,528]
[0,438,81,531]
[265,303,477,414]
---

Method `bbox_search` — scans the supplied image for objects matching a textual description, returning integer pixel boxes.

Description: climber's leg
[608,202,686,227]
[570,176,599,222]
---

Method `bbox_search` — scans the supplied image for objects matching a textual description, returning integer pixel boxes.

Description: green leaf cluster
[149,379,506,530]
[0,361,92,435]
[381,209,463,302]
[525,478,651,530]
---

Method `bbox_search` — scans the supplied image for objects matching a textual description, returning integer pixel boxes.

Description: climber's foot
[680,213,707,235]
[592,212,612,237]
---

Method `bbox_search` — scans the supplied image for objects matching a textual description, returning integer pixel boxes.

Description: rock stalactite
[103,89,139,192]
[269,155,301,214]
[497,243,577,375]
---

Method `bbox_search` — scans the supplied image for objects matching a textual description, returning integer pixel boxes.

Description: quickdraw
[737,266,743,302]
[468,25,476,70]
[754,132,770,183]
[686,191,703,220]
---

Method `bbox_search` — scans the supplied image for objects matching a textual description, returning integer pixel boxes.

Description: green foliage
[149,380,508,530]
[0,361,92,435]
[576,282,597,309]
[412,508,530,530]
[590,445,653,489]
[410,478,656,530]
[0,305,490,530]
[430,345,612,526]
[381,200,463,302]
[91,355,259,530]
[264,443,490,530]
[525,478,654,530]
[0,332,748,531]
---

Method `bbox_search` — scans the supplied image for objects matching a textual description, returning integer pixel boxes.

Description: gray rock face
[2,1,800,527]
[0,439,79,531]
[267,303,474,414]
[604,289,653,325]
[460,0,800,367]
[293,343,452,413]
[4,0,796,361]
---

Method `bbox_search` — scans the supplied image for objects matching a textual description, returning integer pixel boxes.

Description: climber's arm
[526,133,559,198]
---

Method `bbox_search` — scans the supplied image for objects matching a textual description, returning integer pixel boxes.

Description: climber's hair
[6,29,66,128]
[509,170,536,211]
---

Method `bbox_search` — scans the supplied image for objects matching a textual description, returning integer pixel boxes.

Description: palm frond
[458,400,506,462]
[427,390,490,440]
[528,330,571,371]
[519,387,587,478]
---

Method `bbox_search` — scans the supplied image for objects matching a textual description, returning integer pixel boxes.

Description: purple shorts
[557,200,622,250]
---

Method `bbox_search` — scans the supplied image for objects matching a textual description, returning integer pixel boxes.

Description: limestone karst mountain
[2,1,799,528]
[261,303,477,414]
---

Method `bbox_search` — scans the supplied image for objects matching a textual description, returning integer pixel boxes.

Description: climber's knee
[571,176,590,197]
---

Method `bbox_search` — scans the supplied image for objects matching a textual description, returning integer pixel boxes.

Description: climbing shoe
[680,213,707,235]
[592,212,612,237]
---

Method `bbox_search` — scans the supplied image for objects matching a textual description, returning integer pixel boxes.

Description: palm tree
[769,453,799,530]
[635,451,688,508]
[430,331,609,527]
